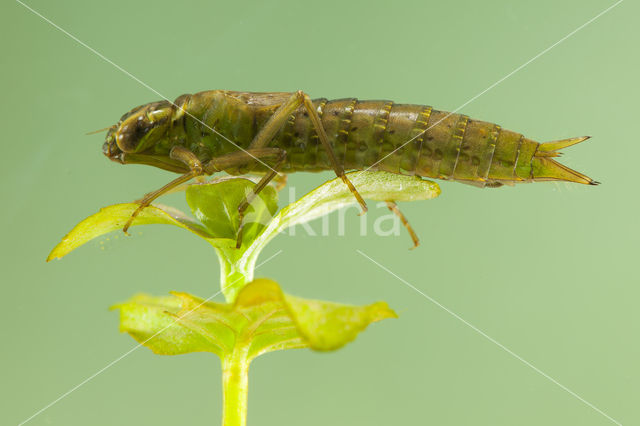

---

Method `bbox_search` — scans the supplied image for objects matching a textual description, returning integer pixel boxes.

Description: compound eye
[114,101,171,152]
[115,135,133,152]
[135,116,154,137]
[115,117,152,152]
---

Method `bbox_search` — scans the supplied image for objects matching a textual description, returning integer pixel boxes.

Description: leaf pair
[48,171,440,302]
[115,278,397,359]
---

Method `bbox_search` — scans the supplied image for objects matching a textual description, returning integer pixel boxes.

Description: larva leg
[123,146,203,234]
[204,148,284,174]
[300,93,367,214]
[385,201,419,249]
[125,147,284,235]
[235,150,286,248]
[247,91,306,149]
[203,148,282,175]
[203,148,287,248]
[248,90,367,214]
[247,169,287,193]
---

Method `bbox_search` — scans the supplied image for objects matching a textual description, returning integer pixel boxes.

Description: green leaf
[113,293,210,356]
[45,178,272,302]
[46,203,222,262]
[284,295,397,351]
[185,178,278,243]
[271,170,440,230]
[242,171,440,271]
[114,279,397,359]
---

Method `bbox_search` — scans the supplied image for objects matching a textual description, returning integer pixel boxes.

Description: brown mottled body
[160,91,594,187]
[103,90,597,246]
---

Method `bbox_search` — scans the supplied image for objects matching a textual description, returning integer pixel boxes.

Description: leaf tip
[46,244,65,262]
[371,301,399,320]
[109,301,124,311]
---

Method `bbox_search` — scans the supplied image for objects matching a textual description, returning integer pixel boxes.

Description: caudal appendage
[531,136,600,185]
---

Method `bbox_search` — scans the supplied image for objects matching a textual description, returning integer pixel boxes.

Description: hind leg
[385,201,419,249]
[248,90,367,213]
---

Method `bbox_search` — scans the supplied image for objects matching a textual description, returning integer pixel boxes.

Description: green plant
[48,171,440,426]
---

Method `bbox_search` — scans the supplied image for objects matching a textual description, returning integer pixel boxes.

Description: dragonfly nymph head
[103,100,173,164]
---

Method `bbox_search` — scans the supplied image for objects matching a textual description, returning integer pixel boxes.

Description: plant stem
[214,247,253,303]
[221,351,250,426]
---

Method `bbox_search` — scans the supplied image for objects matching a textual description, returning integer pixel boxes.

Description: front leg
[123,146,204,233]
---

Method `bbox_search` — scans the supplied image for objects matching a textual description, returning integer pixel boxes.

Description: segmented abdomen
[269,98,537,186]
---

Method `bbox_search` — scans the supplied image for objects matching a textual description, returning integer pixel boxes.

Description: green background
[1,0,638,424]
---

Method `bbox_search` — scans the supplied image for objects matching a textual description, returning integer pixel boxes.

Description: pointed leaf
[272,171,440,229]
[284,295,397,351]
[47,203,220,261]
[243,171,440,267]
[112,293,221,356]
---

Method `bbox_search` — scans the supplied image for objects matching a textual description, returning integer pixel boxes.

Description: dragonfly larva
[101,90,598,247]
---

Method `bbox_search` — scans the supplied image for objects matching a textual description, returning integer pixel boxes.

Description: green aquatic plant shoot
[48,171,440,426]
